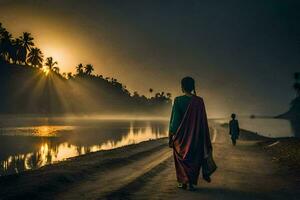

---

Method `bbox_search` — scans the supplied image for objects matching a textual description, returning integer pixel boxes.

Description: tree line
[0,22,172,105]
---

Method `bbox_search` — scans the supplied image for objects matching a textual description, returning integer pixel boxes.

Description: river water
[0,116,169,176]
[0,116,294,176]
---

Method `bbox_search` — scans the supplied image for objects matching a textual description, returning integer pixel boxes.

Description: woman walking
[169,77,216,191]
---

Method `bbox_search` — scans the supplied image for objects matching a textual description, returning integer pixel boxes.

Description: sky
[0,0,299,117]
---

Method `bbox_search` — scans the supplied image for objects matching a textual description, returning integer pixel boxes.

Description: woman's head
[231,113,236,119]
[181,76,196,94]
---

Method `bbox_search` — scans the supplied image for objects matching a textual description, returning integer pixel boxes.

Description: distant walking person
[229,113,240,146]
[169,77,216,191]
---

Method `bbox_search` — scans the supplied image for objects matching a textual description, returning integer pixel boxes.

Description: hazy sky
[0,0,299,117]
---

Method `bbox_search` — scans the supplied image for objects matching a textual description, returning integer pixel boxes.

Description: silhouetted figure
[169,76,216,191]
[229,113,240,146]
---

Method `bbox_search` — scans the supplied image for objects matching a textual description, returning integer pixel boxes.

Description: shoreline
[236,128,300,174]
[0,125,299,199]
[0,138,169,199]
[258,137,300,174]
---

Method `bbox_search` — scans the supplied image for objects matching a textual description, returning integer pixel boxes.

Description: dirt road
[55,124,300,200]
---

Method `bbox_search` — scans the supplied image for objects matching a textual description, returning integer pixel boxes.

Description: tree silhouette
[0,24,20,63]
[53,66,60,74]
[27,48,43,67]
[133,91,140,98]
[84,64,94,75]
[45,57,58,71]
[0,22,173,115]
[76,63,84,76]
[166,92,172,99]
[0,30,12,61]
[149,88,153,97]
[19,32,34,64]
[67,72,73,79]
[8,38,20,64]
[0,23,7,58]
[13,38,23,64]
[0,23,5,35]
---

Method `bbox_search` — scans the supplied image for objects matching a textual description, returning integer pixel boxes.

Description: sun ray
[41,66,50,76]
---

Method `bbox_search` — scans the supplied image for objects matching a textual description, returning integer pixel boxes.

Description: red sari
[172,95,213,185]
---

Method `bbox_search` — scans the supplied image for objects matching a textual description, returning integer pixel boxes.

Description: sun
[41,66,50,76]
[40,44,73,73]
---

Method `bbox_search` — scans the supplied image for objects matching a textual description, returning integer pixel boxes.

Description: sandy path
[105,125,299,200]
[57,145,172,199]
[169,126,300,200]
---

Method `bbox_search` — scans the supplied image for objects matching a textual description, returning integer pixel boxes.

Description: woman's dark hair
[181,76,196,95]
[231,113,236,119]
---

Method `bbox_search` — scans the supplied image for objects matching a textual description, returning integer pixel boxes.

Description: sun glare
[41,66,50,76]
[40,44,74,73]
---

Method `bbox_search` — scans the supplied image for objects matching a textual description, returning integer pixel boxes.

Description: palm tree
[133,91,139,97]
[76,63,84,76]
[67,72,73,79]
[166,92,172,99]
[53,66,60,74]
[45,57,58,71]
[19,32,34,64]
[0,23,5,35]
[0,30,12,61]
[84,64,94,75]
[27,48,43,67]
[0,23,5,48]
[0,31,3,61]
[10,38,22,64]
[149,88,153,98]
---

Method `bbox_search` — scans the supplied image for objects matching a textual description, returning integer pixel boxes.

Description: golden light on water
[92,121,162,151]
[0,122,167,175]
[1,126,74,137]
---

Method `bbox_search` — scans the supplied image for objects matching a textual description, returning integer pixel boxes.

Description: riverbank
[240,128,300,175]
[0,124,299,200]
[233,126,300,174]
[259,137,300,174]
[0,138,170,200]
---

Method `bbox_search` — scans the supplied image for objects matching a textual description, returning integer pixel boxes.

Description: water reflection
[0,126,74,137]
[0,120,168,176]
